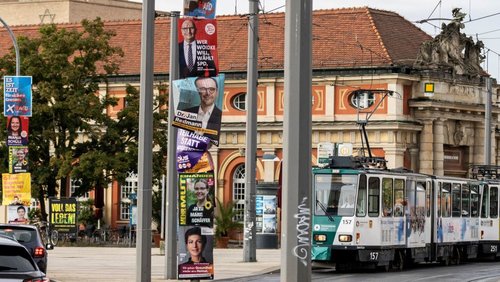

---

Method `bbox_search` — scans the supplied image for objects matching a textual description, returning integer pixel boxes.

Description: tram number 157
[369,252,379,261]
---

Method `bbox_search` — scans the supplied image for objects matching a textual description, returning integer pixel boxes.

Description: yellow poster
[2,173,31,206]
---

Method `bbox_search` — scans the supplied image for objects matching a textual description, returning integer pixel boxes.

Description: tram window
[470,185,479,217]
[382,178,393,217]
[356,174,367,217]
[437,182,442,217]
[451,183,461,217]
[416,182,426,219]
[490,187,498,218]
[313,174,357,217]
[426,180,431,217]
[368,177,380,217]
[393,179,405,217]
[481,185,489,218]
[441,183,451,217]
[461,184,470,217]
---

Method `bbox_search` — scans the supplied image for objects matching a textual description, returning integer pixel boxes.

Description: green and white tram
[311,156,488,270]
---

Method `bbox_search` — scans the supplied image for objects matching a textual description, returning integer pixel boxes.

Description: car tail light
[23,278,49,282]
[33,247,45,257]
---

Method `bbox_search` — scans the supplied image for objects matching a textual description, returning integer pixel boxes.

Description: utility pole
[281,0,312,282]
[136,0,155,280]
[165,11,180,280]
[485,77,492,166]
[243,0,259,263]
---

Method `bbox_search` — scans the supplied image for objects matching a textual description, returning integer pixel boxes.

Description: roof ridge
[365,8,393,64]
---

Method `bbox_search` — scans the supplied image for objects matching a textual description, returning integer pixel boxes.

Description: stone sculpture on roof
[415,8,485,77]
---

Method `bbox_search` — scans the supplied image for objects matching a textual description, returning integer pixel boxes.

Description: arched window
[232,164,245,222]
[231,92,246,111]
[120,172,138,221]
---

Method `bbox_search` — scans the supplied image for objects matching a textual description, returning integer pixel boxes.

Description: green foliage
[77,198,97,226]
[0,18,124,209]
[152,190,162,232]
[0,18,169,222]
[214,198,242,238]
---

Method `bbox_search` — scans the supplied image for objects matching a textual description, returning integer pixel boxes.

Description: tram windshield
[314,174,358,216]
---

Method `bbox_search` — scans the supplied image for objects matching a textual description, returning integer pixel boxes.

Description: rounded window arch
[232,164,245,222]
[349,91,375,109]
[231,92,246,111]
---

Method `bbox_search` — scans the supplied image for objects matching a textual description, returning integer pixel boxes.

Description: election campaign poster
[9,146,28,173]
[178,18,218,78]
[2,173,31,206]
[6,116,29,146]
[177,225,214,280]
[183,0,217,19]
[3,76,32,117]
[7,205,29,224]
[49,198,78,234]
[178,172,215,227]
[176,129,213,172]
[172,75,224,146]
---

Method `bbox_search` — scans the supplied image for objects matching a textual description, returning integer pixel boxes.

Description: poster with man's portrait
[172,75,225,146]
[178,18,218,78]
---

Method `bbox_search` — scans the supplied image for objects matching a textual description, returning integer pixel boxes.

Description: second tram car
[311,156,500,270]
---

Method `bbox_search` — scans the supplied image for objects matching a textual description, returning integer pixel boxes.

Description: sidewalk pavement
[48,247,281,281]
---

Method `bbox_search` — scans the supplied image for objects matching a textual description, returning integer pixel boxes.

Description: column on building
[419,119,434,174]
[473,121,485,165]
[384,147,406,169]
[409,148,419,172]
[433,118,445,176]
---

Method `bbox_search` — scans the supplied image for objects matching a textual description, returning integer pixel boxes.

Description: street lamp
[0,17,20,76]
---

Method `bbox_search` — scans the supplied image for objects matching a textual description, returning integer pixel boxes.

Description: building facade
[0,8,498,231]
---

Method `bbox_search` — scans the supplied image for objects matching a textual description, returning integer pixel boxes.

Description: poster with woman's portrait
[9,146,28,173]
[7,205,29,224]
[178,172,215,227]
[177,226,214,280]
[6,116,29,146]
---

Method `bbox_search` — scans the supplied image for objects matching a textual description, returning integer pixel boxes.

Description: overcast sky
[153,0,500,81]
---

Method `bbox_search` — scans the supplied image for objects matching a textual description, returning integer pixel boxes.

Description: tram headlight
[314,234,327,242]
[338,234,352,242]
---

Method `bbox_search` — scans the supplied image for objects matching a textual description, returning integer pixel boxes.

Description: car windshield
[0,246,37,272]
[315,174,357,216]
[0,227,35,244]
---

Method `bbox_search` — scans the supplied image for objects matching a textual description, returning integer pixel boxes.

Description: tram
[311,156,500,270]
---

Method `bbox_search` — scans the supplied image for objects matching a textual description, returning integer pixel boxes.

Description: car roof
[0,224,38,230]
[0,235,24,247]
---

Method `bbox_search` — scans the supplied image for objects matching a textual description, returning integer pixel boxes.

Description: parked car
[0,236,49,281]
[0,224,51,273]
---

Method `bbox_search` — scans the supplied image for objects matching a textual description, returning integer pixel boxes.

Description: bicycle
[35,221,59,246]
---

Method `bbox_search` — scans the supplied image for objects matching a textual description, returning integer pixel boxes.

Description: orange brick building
[0,8,497,229]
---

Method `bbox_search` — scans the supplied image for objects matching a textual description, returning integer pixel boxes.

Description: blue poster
[184,0,217,19]
[3,76,32,117]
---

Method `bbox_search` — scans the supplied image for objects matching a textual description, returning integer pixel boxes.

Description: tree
[0,18,123,218]
[0,18,169,223]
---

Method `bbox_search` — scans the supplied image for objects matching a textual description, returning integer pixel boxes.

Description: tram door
[405,179,427,247]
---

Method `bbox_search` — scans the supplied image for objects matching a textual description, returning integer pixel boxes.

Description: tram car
[311,156,500,270]
[477,178,500,259]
